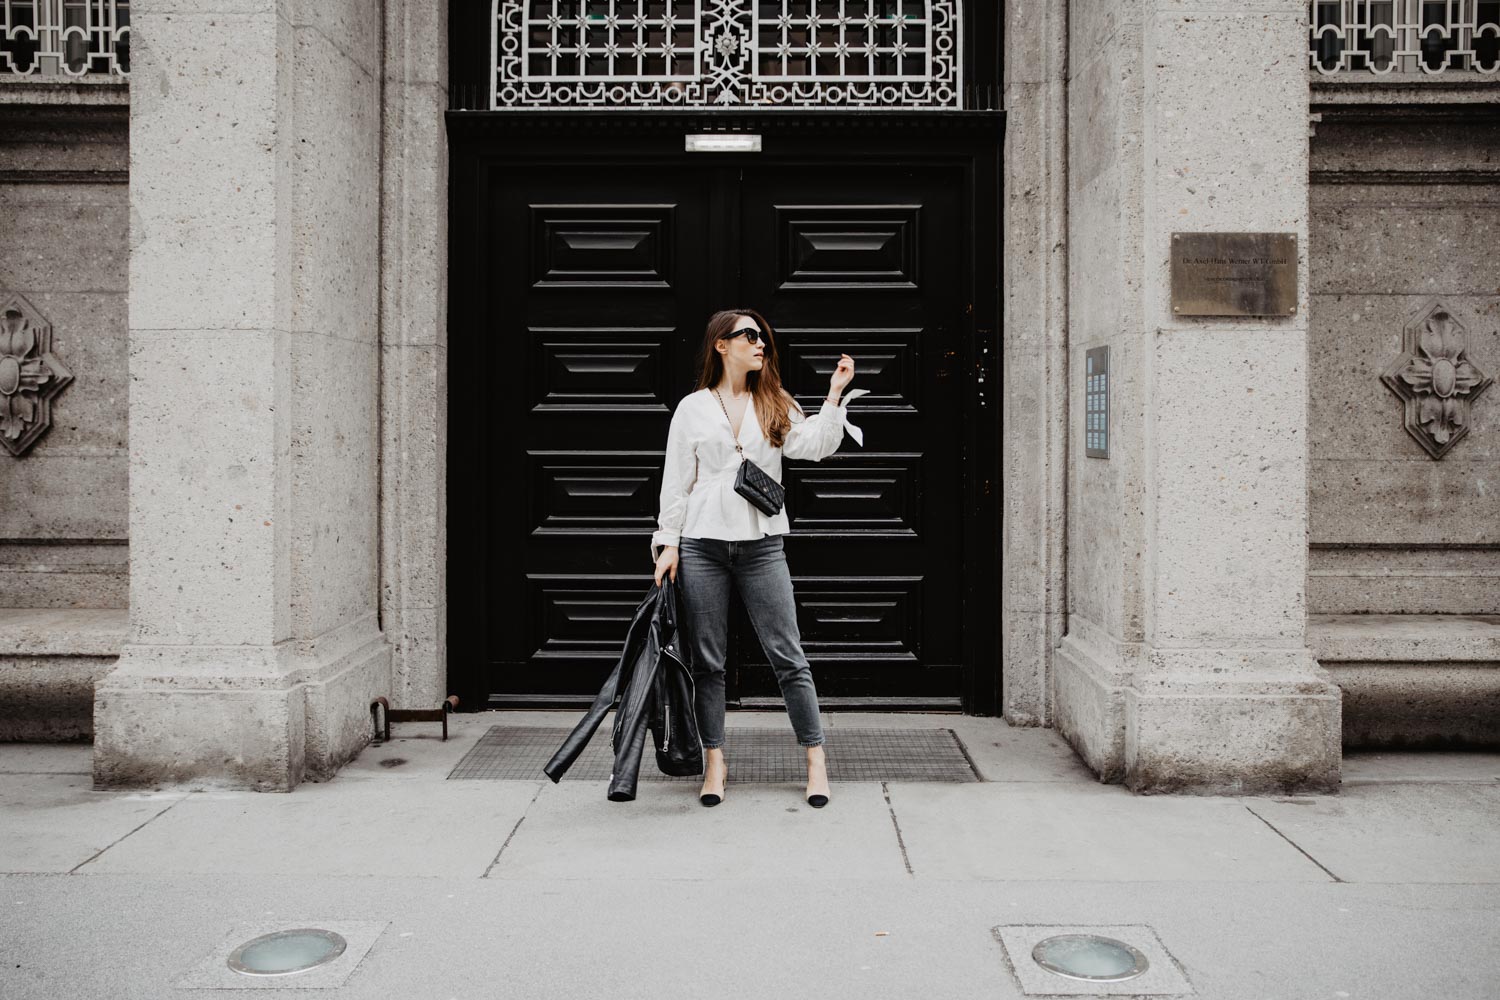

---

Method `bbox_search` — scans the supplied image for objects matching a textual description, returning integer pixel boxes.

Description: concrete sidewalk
[2,711,1498,999]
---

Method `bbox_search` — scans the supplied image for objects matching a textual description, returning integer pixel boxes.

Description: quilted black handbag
[713,389,786,517]
[734,453,785,517]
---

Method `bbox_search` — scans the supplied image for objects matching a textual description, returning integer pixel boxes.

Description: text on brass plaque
[1170,232,1297,317]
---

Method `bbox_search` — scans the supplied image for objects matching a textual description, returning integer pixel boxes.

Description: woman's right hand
[654,545,679,586]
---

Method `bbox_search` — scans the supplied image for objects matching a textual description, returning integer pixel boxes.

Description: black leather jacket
[543,578,704,800]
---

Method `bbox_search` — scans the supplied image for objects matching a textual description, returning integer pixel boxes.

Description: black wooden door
[450,125,992,711]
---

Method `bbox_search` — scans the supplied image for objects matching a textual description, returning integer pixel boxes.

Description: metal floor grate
[448,726,981,782]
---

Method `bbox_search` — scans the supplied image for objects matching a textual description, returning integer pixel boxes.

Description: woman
[651,308,862,809]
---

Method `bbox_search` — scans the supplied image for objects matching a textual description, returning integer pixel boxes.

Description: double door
[449,129,995,711]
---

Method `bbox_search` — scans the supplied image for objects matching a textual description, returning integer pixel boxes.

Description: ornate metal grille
[1310,0,1500,75]
[492,0,963,109]
[0,0,128,79]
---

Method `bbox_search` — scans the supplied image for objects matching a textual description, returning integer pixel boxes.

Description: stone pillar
[1001,0,1069,727]
[94,0,390,790]
[1055,0,1341,793]
[379,0,449,710]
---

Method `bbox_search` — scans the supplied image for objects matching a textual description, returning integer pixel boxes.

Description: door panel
[529,204,676,288]
[775,204,921,288]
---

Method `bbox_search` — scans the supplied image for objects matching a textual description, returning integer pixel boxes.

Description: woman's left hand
[830,354,855,395]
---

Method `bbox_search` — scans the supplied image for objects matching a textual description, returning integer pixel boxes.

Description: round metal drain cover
[227,928,348,977]
[1031,934,1149,983]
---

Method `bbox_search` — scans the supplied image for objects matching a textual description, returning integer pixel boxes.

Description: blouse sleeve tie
[835,387,870,446]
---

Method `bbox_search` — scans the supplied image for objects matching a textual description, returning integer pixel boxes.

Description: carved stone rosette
[0,291,74,457]
[1380,302,1493,460]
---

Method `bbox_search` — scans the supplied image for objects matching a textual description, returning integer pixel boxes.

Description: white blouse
[651,387,869,560]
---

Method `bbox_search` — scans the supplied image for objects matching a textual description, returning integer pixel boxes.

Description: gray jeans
[676,534,825,749]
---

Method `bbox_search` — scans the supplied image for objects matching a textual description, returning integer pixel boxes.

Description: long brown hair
[694,308,801,448]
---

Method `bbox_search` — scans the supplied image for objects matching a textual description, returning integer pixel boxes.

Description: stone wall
[1307,104,1500,748]
[0,90,130,610]
[1308,111,1500,616]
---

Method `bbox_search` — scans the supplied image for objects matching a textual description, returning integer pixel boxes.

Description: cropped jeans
[676,534,825,749]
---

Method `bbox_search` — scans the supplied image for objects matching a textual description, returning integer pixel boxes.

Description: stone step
[0,607,126,741]
[1310,614,1500,750]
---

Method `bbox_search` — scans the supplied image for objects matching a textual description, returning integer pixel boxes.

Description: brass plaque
[1170,232,1297,317]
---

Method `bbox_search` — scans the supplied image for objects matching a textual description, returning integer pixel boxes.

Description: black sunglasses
[721,326,763,345]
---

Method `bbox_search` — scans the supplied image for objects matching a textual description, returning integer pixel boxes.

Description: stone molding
[1380,301,1493,460]
[1310,78,1500,105]
[0,168,128,184]
[95,615,390,788]
[1310,169,1500,185]
[1309,613,1500,662]
[0,80,130,106]
[0,291,74,457]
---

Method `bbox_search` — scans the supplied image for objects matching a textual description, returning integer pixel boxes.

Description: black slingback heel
[700,767,726,807]
[806,747,830,808]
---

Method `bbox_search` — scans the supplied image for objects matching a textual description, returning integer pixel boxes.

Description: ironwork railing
[1311,0,1500,75]
[1,0,129,79]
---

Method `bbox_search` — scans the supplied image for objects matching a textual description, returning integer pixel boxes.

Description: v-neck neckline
[712,388,757,444]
